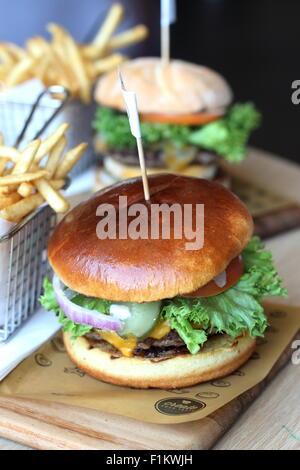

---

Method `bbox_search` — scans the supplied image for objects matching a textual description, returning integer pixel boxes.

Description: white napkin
[0,308,61,381]
[0,79,55,106]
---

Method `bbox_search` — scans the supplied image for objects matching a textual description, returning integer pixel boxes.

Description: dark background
[1,0,299,163]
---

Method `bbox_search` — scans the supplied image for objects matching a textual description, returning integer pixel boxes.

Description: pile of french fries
[0,3,148,103]
[0,123,87,223]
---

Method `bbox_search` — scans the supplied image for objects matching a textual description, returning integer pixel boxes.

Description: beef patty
[85,329,189,361]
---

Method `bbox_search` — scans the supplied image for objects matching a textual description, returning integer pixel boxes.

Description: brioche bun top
[94,57,233,114]
[48,174,253,302]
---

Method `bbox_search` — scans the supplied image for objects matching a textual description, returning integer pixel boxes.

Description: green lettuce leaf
[93,106,190,149]
[188,102,261,161]
[39,277,59,312]
[92,103,261,161]
[161,237,287,353]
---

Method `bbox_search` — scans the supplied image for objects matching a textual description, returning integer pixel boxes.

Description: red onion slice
[52,274,123,331]
[213,270,227,288]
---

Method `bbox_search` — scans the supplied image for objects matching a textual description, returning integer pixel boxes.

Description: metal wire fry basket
[0,82,96,177]
[0,84,81,341]
[0,204,56,341]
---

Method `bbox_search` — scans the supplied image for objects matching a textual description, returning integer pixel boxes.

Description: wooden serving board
[0,148,300,450]
[0,331,298,451]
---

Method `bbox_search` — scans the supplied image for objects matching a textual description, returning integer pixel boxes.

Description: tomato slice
[183,256,244,298]
[139,111,224,126]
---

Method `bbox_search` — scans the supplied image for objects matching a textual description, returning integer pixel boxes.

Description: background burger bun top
[94,57,233,115]
[48,174,253,303]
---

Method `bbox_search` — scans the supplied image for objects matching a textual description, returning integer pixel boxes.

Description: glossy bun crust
[94,57,232,114]
[48,174,253,302]
[63,331,256,389]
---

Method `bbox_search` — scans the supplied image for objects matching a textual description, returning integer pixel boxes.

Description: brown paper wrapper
[0,302,299,424]
[231,175,300,238]
[231,175,295,217]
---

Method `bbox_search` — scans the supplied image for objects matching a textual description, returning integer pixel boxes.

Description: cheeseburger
[41,174,286,389]
[93,58,261,188]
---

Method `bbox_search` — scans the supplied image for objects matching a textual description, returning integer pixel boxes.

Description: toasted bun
[49,174,253,302]
[94,57,232,114]
[63,331,255,389]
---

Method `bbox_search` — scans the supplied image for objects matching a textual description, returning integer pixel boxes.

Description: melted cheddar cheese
[149,320,171,339]
[97,320,171,357]
[97,331,137,357]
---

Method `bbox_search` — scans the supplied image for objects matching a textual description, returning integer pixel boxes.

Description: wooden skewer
[119,71,150,201]
[136,137,150,201]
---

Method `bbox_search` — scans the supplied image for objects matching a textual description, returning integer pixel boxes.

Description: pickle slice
[113,301,162,340]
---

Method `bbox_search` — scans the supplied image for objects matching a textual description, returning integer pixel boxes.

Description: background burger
[93,58,261,189]
[41,174,286,389]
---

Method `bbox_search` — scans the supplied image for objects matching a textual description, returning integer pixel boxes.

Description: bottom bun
[63,332,256,389]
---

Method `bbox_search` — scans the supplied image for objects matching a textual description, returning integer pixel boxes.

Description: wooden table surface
[0,148,299,450]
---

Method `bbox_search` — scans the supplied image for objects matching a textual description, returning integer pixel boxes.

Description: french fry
[0,63,11,82]
[50,48,74,89]
[6,42,27,61]
[0,44,15,65]
[81,4,125,61]
[0,146,21,163]
[91,3,124,54]
[47,23,67,45]
[0,192,21,210]
[0,193,44,222]
[55,142,88,179]
[47,23,85,99]
[0,169,48,186]
[12,139,40,174]
[26,36,45,58]
[5,56,35,87]
[45,135,66,178]
[34,177,70,213]
[108,25,148,50]
[0,186,10,195]
[47,24,76,83]
[90,53,126,77]
[17,182,34,198]
[49,179,66,190]
[32,55,50,84]
[64,34,91,103]
[34,123,69,163]
[17,178,64,197]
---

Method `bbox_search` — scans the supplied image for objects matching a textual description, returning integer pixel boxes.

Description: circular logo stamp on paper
[63,366,85,377]
[155,397,206,415]
[195,391,220,399]
[35,353,52,367]
[210,379,231,387]
[270,310,287,318]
